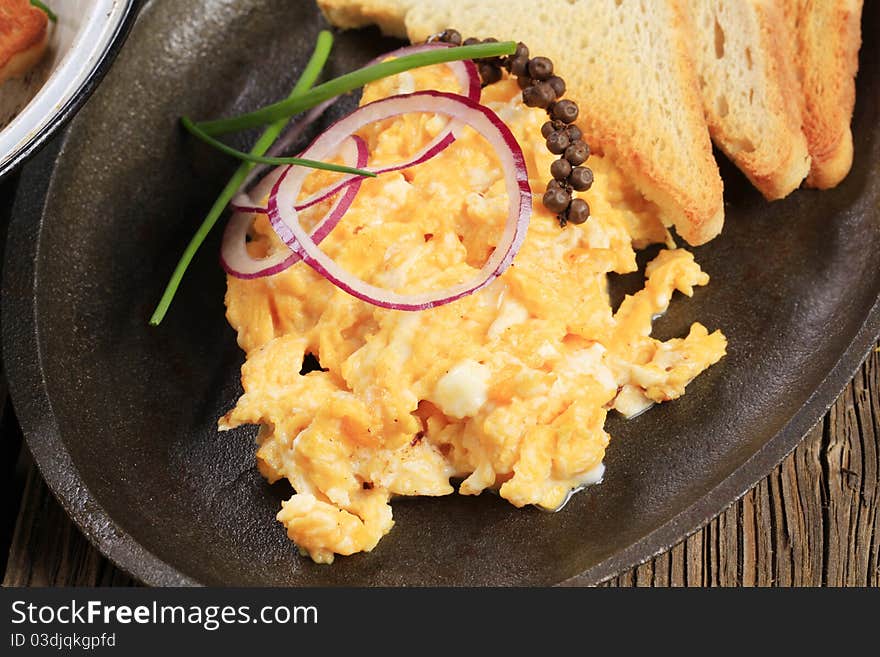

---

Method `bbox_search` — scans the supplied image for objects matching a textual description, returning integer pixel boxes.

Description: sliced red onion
[294,130,458,213]
[231,44,480,215]
[231,100,335,212]
[220,135,368,279]
[227,199,270,216]
[267,91,531,311]
[366,42,481,102]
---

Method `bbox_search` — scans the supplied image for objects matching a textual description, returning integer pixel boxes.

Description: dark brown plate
[2,0,879,586]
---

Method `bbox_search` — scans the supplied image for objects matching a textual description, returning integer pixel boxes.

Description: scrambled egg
[219,64,727,563]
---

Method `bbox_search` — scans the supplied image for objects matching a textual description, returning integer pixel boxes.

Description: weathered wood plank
[607,342,879,587]
[5,344,880,587]
[2,457,137,587]
[668,541,686,586]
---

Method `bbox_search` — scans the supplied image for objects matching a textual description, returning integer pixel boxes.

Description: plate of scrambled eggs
[3,0,878,585]
[219,64,726,563]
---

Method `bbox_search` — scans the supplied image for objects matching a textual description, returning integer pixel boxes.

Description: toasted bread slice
[318,0,725,246]
[0,0,49,85]
[687,0,810,200]
[782,0,863,189]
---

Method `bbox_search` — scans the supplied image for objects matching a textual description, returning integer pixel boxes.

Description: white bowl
[0,0,137,179]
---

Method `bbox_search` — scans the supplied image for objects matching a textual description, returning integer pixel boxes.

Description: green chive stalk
[197,41,517,136]
[149,30,334,326]
[179,117,375,175]
[30,0,57,22]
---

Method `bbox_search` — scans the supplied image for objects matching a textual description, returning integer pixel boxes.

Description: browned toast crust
[785,0,863,189]
[320,0,726,246]
[688,1,810,200]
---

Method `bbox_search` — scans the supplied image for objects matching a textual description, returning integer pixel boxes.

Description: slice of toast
[318,0,725,246]
[0,0,49,85]
[782,0,863,189]
[687,0,810,200]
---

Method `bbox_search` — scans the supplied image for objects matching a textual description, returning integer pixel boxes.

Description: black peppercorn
[546,179,563,192]
[463,37,480,46]
[523,82,556,109]
[440,29,462,45]
[514,42,529,59]
[543,187,572,213]
[509,55,529,77]
[546,75,566,98]
[528,56,553,80]
[551,158,573,180]
[552,99,579,123]
[564,140,590,165]
[541,121,556,138]
[517,75,532,90]
[479,63,502,86]
[545,130,571,154]
[568,166,594,191]
[565,198,590,224]
[565,124,582,142]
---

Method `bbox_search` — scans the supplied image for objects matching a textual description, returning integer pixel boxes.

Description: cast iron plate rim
[0,0,140,182]
[3,138,199,586]
[3,0,879,585]
[5,129,880,586]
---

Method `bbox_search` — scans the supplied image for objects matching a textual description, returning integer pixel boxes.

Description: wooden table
[2,175,878,587]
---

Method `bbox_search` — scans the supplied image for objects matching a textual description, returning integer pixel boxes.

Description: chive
[180,117,375,176]
[197,41,517,136]
[30,0,57,22]
[149,31,334,326]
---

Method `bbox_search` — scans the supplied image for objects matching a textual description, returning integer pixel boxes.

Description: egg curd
[219,63,727,563]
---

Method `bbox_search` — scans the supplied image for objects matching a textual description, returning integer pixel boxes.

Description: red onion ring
[366,42,481,102]
[230,43,480,215]
[230,100,335,213]
[220,135,369,279]
[267,90,531,311]
[291,130,457,212]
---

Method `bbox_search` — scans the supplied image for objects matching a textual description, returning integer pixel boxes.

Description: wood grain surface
[3,341,878,587]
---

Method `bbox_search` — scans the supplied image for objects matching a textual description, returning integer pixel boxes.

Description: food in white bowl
[0,0,134,177]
